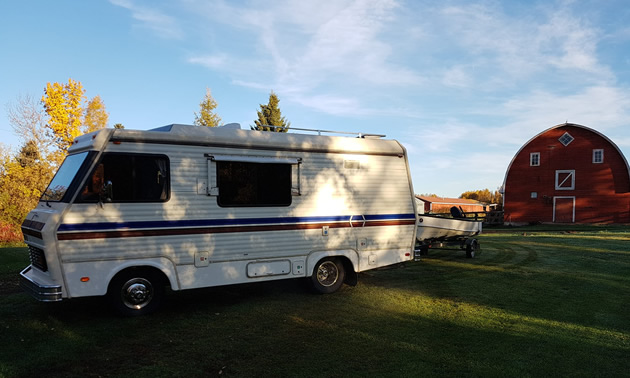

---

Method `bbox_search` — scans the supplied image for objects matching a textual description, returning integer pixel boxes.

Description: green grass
[1,227,629,377]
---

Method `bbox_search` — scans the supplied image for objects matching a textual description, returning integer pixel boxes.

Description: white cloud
[187,54,229,70]
[290,94,367,116]
[442,66,473,88]
[109,0,183,39]
[435,2,612,88]
[185,0,422,114]
[501,86,630,130]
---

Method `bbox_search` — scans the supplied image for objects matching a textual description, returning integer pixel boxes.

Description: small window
[78,153,169,203]
[555,170,575,190]
[530,152,540,166]
[593,149,604,163]
[217,161,291,207]
[531,192,538,199]
[559,132,574,146]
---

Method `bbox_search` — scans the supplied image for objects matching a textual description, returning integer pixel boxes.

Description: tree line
[0,79,291,242]
[420,189,503,208]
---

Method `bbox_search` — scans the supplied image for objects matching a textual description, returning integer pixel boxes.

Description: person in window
[81,164,105,201]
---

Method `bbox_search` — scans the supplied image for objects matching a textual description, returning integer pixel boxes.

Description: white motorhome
[20,124,417,315]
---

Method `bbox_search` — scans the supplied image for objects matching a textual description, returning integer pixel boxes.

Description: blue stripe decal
[58,213,416,232]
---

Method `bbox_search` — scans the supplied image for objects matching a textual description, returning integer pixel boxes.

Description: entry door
[553,197,575,223]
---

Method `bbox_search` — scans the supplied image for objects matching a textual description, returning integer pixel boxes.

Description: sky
[2,0,630,198]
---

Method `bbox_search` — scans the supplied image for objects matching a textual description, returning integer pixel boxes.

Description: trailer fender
[306,250,359,286]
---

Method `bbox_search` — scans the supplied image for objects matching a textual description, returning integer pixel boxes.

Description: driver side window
[77,153,169,203]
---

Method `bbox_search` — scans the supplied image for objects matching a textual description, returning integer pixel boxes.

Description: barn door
[553,196,575,223]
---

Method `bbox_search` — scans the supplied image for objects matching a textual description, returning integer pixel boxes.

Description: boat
[416,213,482,240]
[415,206,482,258]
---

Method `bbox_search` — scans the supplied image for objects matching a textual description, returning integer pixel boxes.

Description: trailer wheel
[108,269,164,316]
[466,239,479,258]
[311,258,345,294]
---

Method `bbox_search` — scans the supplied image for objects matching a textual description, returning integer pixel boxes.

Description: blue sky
[2,0,630,198]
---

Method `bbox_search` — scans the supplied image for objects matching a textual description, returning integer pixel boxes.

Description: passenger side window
[78,153,169,203]
[217,161,291,207]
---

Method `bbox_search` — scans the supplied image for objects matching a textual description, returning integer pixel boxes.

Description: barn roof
[501,122,630,192]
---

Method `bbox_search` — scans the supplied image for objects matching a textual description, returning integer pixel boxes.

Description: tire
[310,258,346,294]
[466,239,479,258]
[108,269,164,316]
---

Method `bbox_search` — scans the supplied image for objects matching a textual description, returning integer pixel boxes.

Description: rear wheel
[310,258,345,294]
[108,269,164,316]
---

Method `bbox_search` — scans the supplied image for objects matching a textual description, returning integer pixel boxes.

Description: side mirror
[101,180,113,203]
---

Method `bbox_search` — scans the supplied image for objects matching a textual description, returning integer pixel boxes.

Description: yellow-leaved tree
[83,95,109,134]
[42,79,86,151]
[0,79,110,242]
[0,143,55,243]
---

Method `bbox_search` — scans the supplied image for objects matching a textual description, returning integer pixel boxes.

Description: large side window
[78,153,169,203]
[217,161,292,207]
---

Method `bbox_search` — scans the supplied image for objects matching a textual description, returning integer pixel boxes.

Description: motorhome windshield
[41,152,90,202]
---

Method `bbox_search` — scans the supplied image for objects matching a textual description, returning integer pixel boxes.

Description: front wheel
[310,258,346,294]
[108,269,164,316]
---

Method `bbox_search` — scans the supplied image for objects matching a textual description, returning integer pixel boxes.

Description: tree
[42,79,86,151]
[16,140,40,168]
[7,94,52,156]
[1,81,110,242]
[194,88,222,127]
[83,95,109,133]
[114,123,125,129]
[252,91,290,132]
[460,188,503,206]
[0,143,54,242]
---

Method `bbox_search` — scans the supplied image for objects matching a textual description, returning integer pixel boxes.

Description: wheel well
[338,256,358,286]
[108,266,169,292]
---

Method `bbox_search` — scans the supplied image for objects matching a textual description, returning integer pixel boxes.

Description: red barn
[502,123,630,224]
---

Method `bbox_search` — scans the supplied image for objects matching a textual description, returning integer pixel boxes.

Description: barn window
[530,152,540,166]
[555,170,575,190]
[558,132,574,146]
[531,192,538,199]
[592,149,604,163]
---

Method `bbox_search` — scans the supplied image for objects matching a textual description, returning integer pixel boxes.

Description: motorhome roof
[106,124,405,156]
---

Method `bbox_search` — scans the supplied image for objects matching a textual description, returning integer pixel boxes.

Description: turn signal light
[80,277,90,282]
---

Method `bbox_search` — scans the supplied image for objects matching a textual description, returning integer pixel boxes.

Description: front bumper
[19,266,63,302]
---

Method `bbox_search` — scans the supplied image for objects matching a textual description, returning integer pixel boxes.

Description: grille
[28,246,48,272]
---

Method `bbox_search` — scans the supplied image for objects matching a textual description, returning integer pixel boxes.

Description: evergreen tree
[194,88,222,127]
[16,140,40,168]
[252,91,290,132]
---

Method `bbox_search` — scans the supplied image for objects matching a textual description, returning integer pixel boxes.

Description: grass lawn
[1,226,629,377]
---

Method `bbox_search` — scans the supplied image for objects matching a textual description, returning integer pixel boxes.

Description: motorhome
[20,124,417,315]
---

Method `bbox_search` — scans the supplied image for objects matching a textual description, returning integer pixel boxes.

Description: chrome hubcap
[121,278,153,309]
[317,261,339,287]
